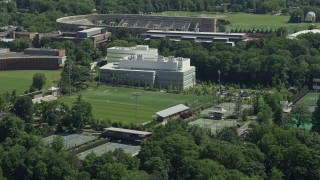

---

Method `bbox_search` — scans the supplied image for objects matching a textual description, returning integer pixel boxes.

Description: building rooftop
[103,127,152,136]
[145,30,246,36]
[24,48,62,52]
[156,104,189,118]
[209,107,227,114]
[108,45,157,51]
[0,52,62,59]
[0,38,14,42]
[78,27,103,33]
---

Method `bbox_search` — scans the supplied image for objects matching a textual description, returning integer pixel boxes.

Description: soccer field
[58,86,205,124]
[0,70,61,94]
[156,11,312,32]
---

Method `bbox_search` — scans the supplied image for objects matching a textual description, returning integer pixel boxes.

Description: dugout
[102,127,151,143]
[156,104,190,121]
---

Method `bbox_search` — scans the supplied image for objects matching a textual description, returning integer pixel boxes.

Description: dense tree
[70,95,93,130]
[0,92,12,113]
[287,104,311,128]
[0,114,25,143]
[31,73,47,91]
[312,96,320,133]
[11,96,34,123]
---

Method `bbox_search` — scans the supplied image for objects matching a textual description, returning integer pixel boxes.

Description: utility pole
[68,62,72,96]
[218,70,221,94]
[132,92,141,125]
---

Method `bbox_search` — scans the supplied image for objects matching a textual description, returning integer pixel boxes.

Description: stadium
[56,14,217,34]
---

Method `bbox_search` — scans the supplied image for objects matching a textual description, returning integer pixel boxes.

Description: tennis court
[43,134,98,149]
[297,92,319,107]
[189,118,237,134]
[77,142,141,160]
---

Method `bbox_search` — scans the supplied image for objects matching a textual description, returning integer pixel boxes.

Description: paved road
[90,62,98,71]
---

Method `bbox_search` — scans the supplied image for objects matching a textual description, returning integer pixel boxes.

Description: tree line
[1,99,320,179]
[95,0,320,14]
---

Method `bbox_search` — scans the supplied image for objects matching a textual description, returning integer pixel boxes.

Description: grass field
[297,92,319,106]
[58,85,205,124]
[0,70,61,95]
[155,11,313,32]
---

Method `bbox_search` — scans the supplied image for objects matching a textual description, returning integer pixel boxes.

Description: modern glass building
[100,54,196,90]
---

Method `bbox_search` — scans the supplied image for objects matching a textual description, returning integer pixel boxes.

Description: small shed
[156,104,189,121]
[305,11,316,22]
[208,106,227,120]
[48,86,60,96]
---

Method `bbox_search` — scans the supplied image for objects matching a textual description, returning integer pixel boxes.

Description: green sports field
[297,92,319,106]
[156,11,313,32]
[58,86,205,124]
[0,70,61,95]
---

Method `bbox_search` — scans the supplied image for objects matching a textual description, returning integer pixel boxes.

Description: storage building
[156,104,190,121]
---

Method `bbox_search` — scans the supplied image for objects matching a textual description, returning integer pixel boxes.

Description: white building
[100,54,196,90]
[107,45,158,63]
[305,11,316,22]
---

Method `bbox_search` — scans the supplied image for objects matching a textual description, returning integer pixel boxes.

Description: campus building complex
[100,53,196,90]
[107,45,158,63]
[142,30,247,45]
[49,27,111,47]
[0,48,66,70]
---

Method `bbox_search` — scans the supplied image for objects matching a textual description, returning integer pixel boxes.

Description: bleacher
[136,19,151,28]
[119,19,137,27]
[160,21,174,29]
[172,21,191,31]
[32,95,57,104]
[116,18,192,31]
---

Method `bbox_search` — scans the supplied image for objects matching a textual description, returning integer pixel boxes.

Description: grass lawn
[155,11,314,32]
[58,85,205,124]
[0,70,61,95]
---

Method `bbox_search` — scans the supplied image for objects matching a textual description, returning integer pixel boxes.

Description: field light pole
[132,92,141,125]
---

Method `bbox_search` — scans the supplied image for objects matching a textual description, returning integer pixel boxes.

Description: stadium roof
[156,104,189,118]
[104,127,152,136]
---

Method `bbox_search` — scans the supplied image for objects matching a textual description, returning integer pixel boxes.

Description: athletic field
[58,86,205,124]
[189,118,237,134]
[77,142,141,160]
[156,11,312,32]
[0,70,61,94]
